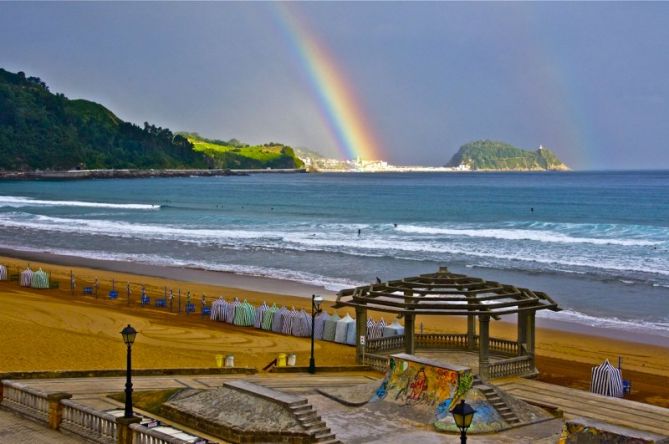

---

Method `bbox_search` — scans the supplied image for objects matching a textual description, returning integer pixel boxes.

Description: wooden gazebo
[334,266,560,380]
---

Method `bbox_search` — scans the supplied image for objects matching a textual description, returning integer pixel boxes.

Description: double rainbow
[273,4,381,161]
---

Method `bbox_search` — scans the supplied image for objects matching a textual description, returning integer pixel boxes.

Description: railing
[130,423,191,444]
[363,353,390,372]
[416,333,469,350]
[489,337,520,356]
[60,399,117,444]
[0,380,49,422]
[366,335,405,353]
[488,355,535,379]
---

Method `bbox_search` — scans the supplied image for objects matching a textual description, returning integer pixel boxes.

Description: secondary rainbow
[273,4,382,161]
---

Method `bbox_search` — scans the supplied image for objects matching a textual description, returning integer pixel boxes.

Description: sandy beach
[1,253,668,408]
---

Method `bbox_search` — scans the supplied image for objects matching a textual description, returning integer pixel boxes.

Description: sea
[1,171,667,341]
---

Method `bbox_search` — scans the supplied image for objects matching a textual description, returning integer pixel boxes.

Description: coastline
[0,168,307,181]
[0,250,668,407]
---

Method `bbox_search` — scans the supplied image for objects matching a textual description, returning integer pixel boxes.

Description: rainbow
[272,4,382,161]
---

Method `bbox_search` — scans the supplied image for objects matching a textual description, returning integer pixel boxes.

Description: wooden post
[404,314,415,354]
[517,310,528,355]
[47,392,72,430]
[355,306,367,364]
[525,310,536,368]
[467,314,476,351]
[116,416,141,444]
[478,314,490,380]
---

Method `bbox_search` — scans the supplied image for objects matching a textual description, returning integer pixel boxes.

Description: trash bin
[225,354,235,368]
[278,353,287,367]
[215,354,224,368]
[287,353,297,367]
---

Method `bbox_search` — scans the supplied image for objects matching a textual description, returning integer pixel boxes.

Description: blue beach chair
[83,287,93,295]
[109,290,119,300]
[185,302,195,314]
[155,297,167,308]
[140,294,150,306]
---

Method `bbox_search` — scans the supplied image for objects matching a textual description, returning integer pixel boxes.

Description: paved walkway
[497,378,669,437]
[0,408,85,443]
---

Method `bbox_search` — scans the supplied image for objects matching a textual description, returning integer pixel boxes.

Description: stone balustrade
[489,337,520,356]
[416,333,469,349]
[130,423,190,444]
[365,334,405,353]
[0,380,50,422]
[60,398,117,444]
[363,353,390,372]
[488,355,535,379]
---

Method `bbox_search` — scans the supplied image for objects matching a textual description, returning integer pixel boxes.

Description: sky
[1,2,668,170]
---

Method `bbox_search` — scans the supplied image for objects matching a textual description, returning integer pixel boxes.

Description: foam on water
[0,195,159,210]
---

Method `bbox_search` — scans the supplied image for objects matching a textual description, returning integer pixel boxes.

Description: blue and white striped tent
[261,304,278,331]
[31,268,49,289]
[0,265,7,281]
[322,313,340,341]
[272,306,289,333]
[366,318,386,340]
[20,268,33,287]
[224,298,240,324]
[591,359,624,398]
[335,314,355,344]
[383,319,405,337]
[254,302,269,329]
[282,308,298,335]
[210,298,227,321]
[233,300,255,327]
[291,310,312,337]
[313,311,329,340]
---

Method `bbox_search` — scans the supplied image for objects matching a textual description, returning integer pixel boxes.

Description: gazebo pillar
[404,314,416,354]
[525,310,536,367]
[478,314,490,380]
[355,306,367,364]
[467,314,476,351]
[517,311,528,356]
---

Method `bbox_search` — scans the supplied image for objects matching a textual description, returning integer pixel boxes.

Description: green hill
[0,68,210,171]
[184,133,304,170]
[446,140,569,171]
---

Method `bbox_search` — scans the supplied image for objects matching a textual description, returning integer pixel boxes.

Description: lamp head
[451,399,476,432]
[313,295,323,312]
[121,324,137,346]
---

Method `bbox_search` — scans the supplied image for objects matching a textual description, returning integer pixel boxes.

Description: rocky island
[446,140,570,171]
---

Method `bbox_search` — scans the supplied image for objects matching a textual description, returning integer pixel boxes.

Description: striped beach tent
[261,304,278,330]
[291,309,312,337]
[210,298,227,321]
[0,265,7,280]
[335,314,355,344]
[366,318,376,339]
[322,313,340,341]
[234,300,256,327]
[313,311,329,340]
[272,306,289,333]
[282,308,298,335]
[254,302,269,329]
[383,319,405,337]
[20,268,33,287]
[372,318,387,339]
[31,269,50,289]
[224,298,240,324]
[591,359,624,398]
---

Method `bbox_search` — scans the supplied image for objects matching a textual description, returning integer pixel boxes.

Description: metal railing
[60,399,117,444]
[0,380,49,422]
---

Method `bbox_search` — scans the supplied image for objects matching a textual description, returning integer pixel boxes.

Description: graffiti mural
[372,354,472,423]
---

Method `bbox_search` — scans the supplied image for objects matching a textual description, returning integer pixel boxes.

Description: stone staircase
[477,384,521,427]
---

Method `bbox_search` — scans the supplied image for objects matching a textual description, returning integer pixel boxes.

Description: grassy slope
[187,135,304,169]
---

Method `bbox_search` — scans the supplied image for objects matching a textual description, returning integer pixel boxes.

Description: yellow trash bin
[277,353,287,367]
[215,354,224,368]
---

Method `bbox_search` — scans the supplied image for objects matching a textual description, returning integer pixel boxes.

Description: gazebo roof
[335,267,560,318]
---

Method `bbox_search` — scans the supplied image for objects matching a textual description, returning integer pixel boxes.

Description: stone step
[314,433,336,442]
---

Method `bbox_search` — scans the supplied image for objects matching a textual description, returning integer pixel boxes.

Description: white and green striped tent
[335,314,355,344]
[224,298,240,324]
[210,298,227,321]
[272,306,289,333]
[322,313,340,342]
[20,268,33,287]
[31,269,50,289]
[254,302,269,329]
[0,265,7,281]
[313,311,329,340]
[233,300,255,327]
[261,304,278,330]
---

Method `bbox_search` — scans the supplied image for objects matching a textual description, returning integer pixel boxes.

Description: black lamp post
[451,399,476,444]
[308,294,323,374]
[120,324,137,418]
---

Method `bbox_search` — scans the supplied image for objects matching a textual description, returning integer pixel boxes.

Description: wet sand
[0,253,667,407]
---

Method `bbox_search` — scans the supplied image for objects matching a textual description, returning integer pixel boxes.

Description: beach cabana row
[31,269,50,289]
[272,307,289,333]
[254,302,269,329]
[233,300,256,327]
[591,359,624,398]
[0,265,7,281]
[335,314,355,344]
[261,304,278,330]
[322,313,340,341]
[20,268,33,287]
[224,298,240,324]
[291,310,312,337]
[210,298,227,321]
[313,311,329,340]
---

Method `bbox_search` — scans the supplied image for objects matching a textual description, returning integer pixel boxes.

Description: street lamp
[308,294,323,374]
[451,399,476,444]
[120,324,137,418]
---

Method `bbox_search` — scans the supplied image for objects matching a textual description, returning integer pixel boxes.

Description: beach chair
[155,297,167,308]
[140,294,150,306]
[83,286,94,295]
[201,305,211,317]
[623,379,632,394]
[108,290,119,300]
[185,302,195,314]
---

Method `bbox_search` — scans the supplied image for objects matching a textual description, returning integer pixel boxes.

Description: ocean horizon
[1,170,667,343]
